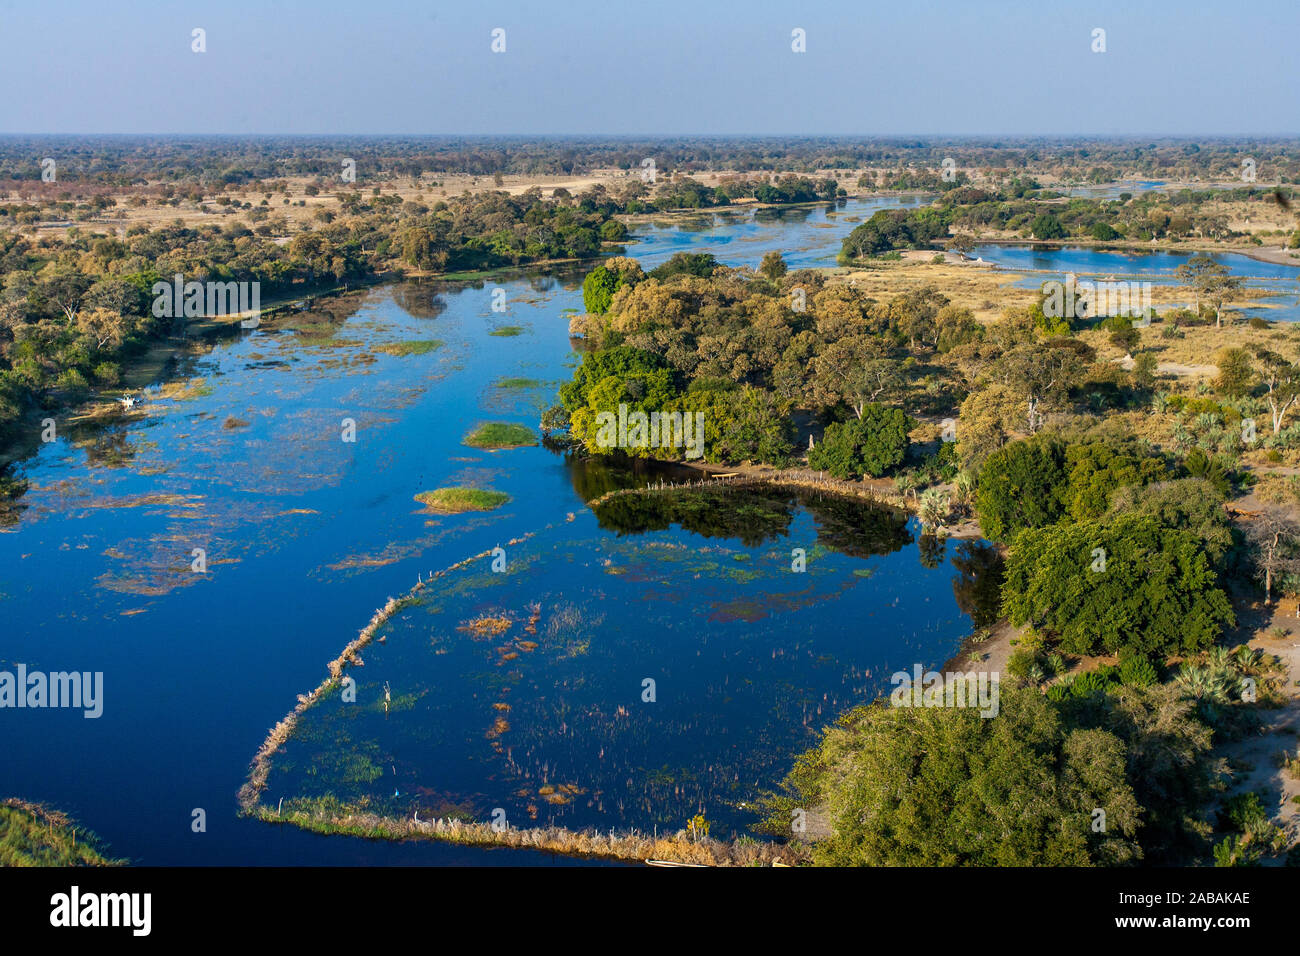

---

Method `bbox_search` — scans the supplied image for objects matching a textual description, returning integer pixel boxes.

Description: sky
[1,0,1297,136]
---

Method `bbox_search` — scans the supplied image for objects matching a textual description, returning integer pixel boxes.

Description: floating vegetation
[458,615,513,638]
[222,416,251,430]
[238,537,539,816]
[493,377,544,390]
[242,484,983,863]
[0,799,124,866]
[154,378,213,402]
[414,487,510,514]
[375,339,444,357]
[462,422,538,449]
[488,326,525,337]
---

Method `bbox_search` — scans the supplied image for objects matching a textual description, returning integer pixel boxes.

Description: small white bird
[119,396,136,410]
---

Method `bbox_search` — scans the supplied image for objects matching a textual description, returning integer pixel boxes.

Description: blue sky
[1,0,1296,135]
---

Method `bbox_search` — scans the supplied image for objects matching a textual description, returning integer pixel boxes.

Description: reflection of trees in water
[0,466,28,527]
[562,449,696,504]
[594,487,795,548]
[950,540,1006,628]
[801,491,912,559]
[753,204,824,225]
[592,484,915,556]
[918,533,945,569]
[69,420,140,469]
[390,282,449,320]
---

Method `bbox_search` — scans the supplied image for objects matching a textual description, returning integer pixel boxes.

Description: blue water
[972,244,1300,321]
[0,196,983,863]
[269,500,982,840]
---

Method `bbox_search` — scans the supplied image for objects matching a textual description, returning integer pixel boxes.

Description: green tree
[582,265,619,314]
[1029,213,1066,240]
[772,687,1142,866]
[809,405,914,479]
[1002,514,1234,657]
[759,251,788,280]
[1213,347,1253,398]
[975,435,1068,541]
[1063,441,1169,522]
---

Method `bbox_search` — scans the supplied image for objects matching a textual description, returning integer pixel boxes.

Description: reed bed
[238,534,536,814]
[239,508,812,866]
[249,798,808,866]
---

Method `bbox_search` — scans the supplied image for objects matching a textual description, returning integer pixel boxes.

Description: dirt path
[1213,607,1300,856]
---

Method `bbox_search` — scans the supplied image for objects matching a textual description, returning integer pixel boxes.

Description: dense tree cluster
[768,683,1222,866]
[556,255,991,466]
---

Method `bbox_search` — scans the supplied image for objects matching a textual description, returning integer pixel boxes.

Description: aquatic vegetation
[0,799,124,867]
[458,615,513,638]
[154,378,214,402]
[375,339,444,357]
[463,422,538,449]
[240,479,977,867]
[248,796,806,866]
[489,326,526,337]
[414,487,510,514]
[494,377,545,390]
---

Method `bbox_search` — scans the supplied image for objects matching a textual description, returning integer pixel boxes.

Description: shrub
[975,436,1067,541]
[809,404,914,479]
[1002,514,1235,658]
[92,362,121,386]
[1118,655,1159,687]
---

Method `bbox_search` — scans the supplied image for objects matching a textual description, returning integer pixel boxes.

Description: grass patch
[0,799,124,866]
[463,422,538,449]
[414,487,511,514]
[375,339,444,357]
[493,377,544,390]
[488,326,525,337]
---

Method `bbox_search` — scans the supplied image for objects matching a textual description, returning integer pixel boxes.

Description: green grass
[493,377,544,390]
[463,422,538,449]
[375,339,444,357]
[0,799,124,866]
[488,326,526,337]
[414,487,511,513]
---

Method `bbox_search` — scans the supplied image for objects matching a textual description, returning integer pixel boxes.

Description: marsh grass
[493,377,544,390]
[239,535,538,814]
[249,796,806,867]
[238,524,807,865]
[414,487,510,514]
[589,472,912,515]
[0,799,124,867]
[488,326,525,337]
[375,339,444,357]
[463,422,537,449]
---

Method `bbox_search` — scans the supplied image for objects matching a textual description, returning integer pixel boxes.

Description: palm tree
[918,489,950,533]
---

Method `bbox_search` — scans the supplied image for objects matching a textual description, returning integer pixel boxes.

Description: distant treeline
[4,135,1300,187]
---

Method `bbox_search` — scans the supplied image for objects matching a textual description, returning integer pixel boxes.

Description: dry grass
[249,798,808,867]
